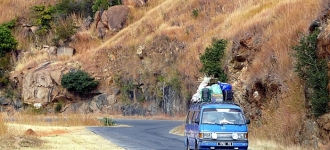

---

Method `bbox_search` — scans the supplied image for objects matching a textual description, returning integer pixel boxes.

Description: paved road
[87,119,185,150]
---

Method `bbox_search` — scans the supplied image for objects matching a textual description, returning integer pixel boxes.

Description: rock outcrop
[21,62,66,105]
[94,5,130,39]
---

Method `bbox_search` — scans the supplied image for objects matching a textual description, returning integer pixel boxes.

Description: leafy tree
[0,25,17,56]
[293,29,329,117]
[199,38,227,81]
[61,70,99,96]
[0,24,17,87]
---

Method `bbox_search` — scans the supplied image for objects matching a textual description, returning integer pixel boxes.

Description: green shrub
[61,70,99,96]
[52,0,94,18]
[0,24,16,87]
[0,54,11,87]
[1,19,16,29]
[199,38,227,81]
[52,18,79,45]
[0,26,17,56]
[293,29,329,117]
[52,0,77,17]
[102,117,116,126]
[78,0,94,18]
[92,0,122,12]
[55,103,62,113]
[30,5,52,31]
[192,8,199,19]
[167,75,181,92]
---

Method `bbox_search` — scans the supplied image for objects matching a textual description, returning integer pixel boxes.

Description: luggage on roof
[210,84,223,102]
[219,82,233,102]
[201,87,211,102]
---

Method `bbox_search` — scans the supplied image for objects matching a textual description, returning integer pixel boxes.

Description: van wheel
[194,141,198,150]
[186,140,190,150]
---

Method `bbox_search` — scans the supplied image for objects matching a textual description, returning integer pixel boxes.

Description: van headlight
[199,132,211,139]
[232,133,247,140]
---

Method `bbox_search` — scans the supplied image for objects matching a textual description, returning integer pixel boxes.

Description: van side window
[195,111,200,122]
[186,111,191,124]
[191,110,200,123]
[187,110,194,124]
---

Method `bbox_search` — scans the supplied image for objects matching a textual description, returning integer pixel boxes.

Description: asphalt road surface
[87,119,185,150]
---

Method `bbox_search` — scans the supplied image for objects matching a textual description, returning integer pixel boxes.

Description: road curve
[87,119,185,150]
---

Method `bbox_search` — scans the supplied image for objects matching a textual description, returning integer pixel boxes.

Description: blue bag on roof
[219,82,232,91]
[218,82,233,102]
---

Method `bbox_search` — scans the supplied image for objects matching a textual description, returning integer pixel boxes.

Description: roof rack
[192,100,240,106]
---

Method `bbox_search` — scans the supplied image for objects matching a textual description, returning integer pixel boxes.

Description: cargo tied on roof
[191,76,233,104]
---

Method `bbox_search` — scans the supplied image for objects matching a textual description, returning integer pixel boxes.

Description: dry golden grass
[249,138,312,150]
[2,124,124,150]
[0,0,56,25]
[14,52,49,72]
[0,113,7,136]
[4,113,103,127]
[248,76,307,146]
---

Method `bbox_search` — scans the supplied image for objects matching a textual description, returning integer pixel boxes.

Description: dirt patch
[24,128,38,136]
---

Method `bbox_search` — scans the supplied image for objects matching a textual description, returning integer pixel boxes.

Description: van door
[192,110,200,148]
[185,110,195,146]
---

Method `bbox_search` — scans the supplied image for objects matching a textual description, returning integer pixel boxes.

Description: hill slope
[1,0,330,149]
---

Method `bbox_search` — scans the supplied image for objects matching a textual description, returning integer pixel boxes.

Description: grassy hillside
[0,0,328,148]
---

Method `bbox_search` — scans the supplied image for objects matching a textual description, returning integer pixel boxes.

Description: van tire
[194,141,198,150]
[186,140,190,150]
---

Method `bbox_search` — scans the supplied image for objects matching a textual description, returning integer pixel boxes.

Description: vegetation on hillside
[92,0,122,12]
[199,38,227,81]
[0,23,17,86]
[61,70,99,96]
[0,25,17,56]
[293,29,329,117]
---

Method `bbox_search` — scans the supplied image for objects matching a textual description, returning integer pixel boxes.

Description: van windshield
[202,108,245,124]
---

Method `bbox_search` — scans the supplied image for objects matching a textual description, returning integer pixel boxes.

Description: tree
[0,24,17,87]
[0,25,17,56]
[61,70,99,96]
[199,38,227,81]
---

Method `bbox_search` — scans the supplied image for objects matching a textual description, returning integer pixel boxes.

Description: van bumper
[197,140,248,150]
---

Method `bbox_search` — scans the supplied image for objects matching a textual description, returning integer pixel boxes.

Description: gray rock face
[22,62,64,104]
[297,119,319,149]
[317,113,330,146]
[57,46,75,57]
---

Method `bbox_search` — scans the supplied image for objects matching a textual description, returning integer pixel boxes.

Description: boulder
[95,5,130,38]
[22,63,65,104]
[57,46,75,57]
[317,113,330,144]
